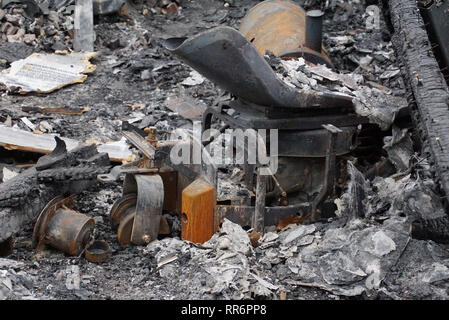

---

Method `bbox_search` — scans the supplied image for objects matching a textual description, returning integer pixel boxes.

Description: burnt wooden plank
[0,125,134,162]
[389,0,449,199]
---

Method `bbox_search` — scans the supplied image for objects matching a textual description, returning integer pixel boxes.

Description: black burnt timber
[0,140,110,243]
[389,0,449,201]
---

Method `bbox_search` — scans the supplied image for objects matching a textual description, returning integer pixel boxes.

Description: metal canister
[44,208,95,256]
[33,196,95,256]
[239,0,332,67]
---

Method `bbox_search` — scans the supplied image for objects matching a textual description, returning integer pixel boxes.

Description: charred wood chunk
[35,136,67,171]
[0,138,110,243]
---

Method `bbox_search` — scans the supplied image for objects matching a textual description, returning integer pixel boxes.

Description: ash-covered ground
[2,0,449,300]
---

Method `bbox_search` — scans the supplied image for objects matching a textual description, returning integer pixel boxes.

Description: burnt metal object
[216,202,310,228]
[238,0,332,67]
[122,128,156,160]
[202,100,359,193]
[97,162,161,183]
[311,124,342,220]
[115,210,171,247]
[305,10,324,54]
[112,122,220,244]
[110,193,137,229]
[389,0,449,202]
[117,212,134,247]
[202,101,367,132]
[85,240,111,263]
[131,174,164,245]
[120,173,164,245]
[253,168,267,232]
[265,157,326,200]
[0,138,110,243]
[115,172,165,246]
[164,26,353,111]
[122,121,217,187]
[32,195,95,256]
[278,126,357,157]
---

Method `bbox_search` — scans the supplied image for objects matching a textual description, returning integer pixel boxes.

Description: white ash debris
[0,258,36,300]
[383,126,414,172]
[181,70,205,86]
[133,170,449,300]
[334,161,369,219]
[259,215,405,297]
[144,219,279,299]
[280,224,316,245]
[272,57,408,131]
[370,230,397,257]
[254,168,449,299]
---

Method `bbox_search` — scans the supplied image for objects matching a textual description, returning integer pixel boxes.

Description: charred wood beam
[389,0,449,201]
[0,139,109,243]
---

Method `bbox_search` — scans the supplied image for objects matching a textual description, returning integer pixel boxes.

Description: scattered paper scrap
[0,51,98,94]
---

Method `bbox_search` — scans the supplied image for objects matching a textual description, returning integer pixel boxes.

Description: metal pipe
[305,9,324,53]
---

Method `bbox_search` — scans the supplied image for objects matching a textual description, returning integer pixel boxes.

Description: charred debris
[1,0,449,300]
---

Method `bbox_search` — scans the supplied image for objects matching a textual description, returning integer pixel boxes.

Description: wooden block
[181,178,215,244]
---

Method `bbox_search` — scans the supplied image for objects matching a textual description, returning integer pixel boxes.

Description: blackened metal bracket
[311,124,342,220]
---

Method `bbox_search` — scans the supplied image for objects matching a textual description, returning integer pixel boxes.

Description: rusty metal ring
[117,211,135,248]
[85,240,111,263]
[109,193,137,229]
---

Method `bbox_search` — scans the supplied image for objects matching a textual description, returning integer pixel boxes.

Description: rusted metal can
[44,208,95,256]
[239,0,333,67]
[33,196,95,256]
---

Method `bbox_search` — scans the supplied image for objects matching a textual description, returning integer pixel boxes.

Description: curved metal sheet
[131,174,164,245]
[164,26,353,111]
